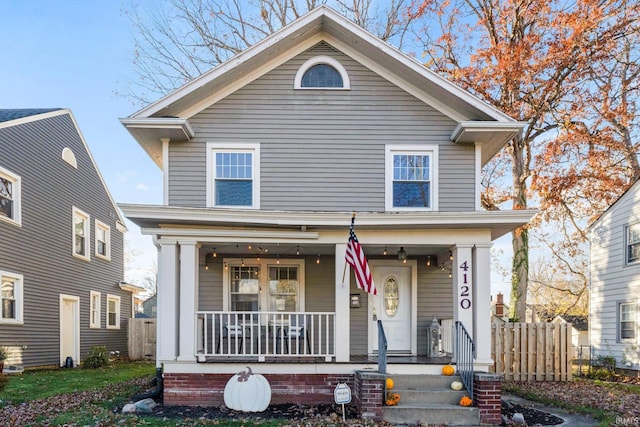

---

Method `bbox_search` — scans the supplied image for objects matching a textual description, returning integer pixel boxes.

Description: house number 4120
[459,261,471,309]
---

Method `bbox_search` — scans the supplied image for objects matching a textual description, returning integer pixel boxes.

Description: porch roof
[119,204,534,241]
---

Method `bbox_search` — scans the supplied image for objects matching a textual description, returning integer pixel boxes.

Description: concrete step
[383,374,479,426]
[383,403,480,426]
[391,388,468,405]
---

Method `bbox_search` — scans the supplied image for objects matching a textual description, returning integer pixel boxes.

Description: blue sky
[1,1,161,282]
[1,1,513,299]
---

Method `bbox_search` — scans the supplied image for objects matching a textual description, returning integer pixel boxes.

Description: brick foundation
[354,370,385,421]
[163,371,354,407]
[473,372,503,426]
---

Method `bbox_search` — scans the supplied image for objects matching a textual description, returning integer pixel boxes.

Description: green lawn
[0,361,293,426]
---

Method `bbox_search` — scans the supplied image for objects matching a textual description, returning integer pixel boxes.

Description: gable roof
[121,5,526,168]
[0,108,62,123]
[0,108,127,228]
[590,178,640,229]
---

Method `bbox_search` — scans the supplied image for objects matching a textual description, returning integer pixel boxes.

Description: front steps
[382,374,480,426]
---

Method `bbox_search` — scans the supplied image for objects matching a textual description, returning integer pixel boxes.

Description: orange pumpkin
[459,395,473,407]
[386,377,394,390]
[386,392,400,406]
[442,365,455,376]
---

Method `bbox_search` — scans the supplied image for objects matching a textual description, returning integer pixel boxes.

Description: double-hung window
[73,207,90,260]
[626,223,640,264]
[386,145,438,211]
[619,302,636,341]
[107,294,120,329]
[95,220,110,260]
[207,143,260,208]
[1,271,23,324]
[90,291,101,328]
[0,166,21,225]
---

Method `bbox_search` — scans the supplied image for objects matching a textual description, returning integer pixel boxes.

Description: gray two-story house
[1,108,140,368]
[120,7,533,424]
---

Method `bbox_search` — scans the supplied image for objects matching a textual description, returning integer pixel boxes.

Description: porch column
[473,243,493,369]
[157,239,179,365]
[177,240,199,362]
[452,244,474,336]
[335,243,350,362]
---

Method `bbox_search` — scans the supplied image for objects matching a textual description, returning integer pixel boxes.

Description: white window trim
[72,207,90,261]
[625,223,640,265]
[294,55,351,90]
[90,291,101,329]
[0,166,22,226]
[618,301,637,342]
[106,294,121,329]
[206,142,260,209]
[222,258,305,313]
[0,270,24,324]
[95,220,111,261]
[385,144,439,211]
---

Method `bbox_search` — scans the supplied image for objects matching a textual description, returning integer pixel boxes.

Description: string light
[383,246,388,256]
[212,248,217,257]
[316,254,320,264]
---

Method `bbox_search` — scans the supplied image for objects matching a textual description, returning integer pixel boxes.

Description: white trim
[385,144,439,212]
[106,294,121,329]
[294,55,351,90]
[59,294,80,367]
[61,147,78,168]
[206,142,260,209]
[72,207,90,261]
[0,270,24,324]
[94,220,111,261]
[162,138,170,205]
[475,143,482,211]
[0,165,22,226]
[90,291,101,329]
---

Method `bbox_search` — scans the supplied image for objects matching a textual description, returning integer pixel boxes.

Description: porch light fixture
[397,247,407,262]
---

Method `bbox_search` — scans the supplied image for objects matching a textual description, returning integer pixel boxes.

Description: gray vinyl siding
[0,112,128,367]
[590,182,640,365]
[168,42,476,211]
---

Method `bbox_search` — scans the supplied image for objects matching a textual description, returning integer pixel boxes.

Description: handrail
[377,320,387,374]
[454,321,475,400]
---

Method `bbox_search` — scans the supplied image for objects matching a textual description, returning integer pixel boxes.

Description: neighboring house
[590,179,640,370]
[141,294,157,318]
[120,7,534,422]
[491,292,509,322]
[0,108,141,368]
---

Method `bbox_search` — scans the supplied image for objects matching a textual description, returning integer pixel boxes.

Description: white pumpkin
[450,380,464,391]
[224,366,272,412]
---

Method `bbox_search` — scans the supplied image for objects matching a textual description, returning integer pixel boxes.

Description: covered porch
[120,208,533,372]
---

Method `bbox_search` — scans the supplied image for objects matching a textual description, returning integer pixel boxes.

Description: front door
[369,263,414,354]
[60,295,80,367]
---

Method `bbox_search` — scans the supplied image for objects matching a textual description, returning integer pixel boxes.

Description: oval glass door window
[384,276,399,316]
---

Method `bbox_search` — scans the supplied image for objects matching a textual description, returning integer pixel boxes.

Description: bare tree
[124,0,418,104]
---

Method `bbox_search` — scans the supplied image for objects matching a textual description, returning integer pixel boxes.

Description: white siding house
[590,180,640,369]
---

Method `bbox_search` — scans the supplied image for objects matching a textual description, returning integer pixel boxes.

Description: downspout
[132,367,164,401]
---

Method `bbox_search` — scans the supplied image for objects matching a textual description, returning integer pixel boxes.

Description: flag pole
[341,212,356,286]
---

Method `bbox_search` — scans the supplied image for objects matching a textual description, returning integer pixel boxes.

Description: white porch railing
[196,311,335,361]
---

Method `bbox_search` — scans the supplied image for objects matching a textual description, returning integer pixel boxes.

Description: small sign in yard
[334,383,351,421]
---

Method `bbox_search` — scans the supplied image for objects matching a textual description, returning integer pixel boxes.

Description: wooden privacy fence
[128,318,156,361]
[491,322,572,381]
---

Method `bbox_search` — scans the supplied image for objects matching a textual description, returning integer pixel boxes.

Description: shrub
[82,345,110,369]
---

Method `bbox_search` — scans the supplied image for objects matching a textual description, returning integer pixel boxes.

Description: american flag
[345,216,377,295]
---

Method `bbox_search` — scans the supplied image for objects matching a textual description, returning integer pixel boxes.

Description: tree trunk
[509,137,530,322]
